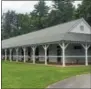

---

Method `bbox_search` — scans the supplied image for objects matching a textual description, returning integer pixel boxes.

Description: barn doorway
[47,49,49,63]
[57,45,61,64]
[27,47,31,62]
[35,47,39,62]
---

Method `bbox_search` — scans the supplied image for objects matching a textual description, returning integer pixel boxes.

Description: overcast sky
[2,1,82,14]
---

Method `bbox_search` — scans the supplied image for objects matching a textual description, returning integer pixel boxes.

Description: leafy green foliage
[74,0,91,25]
[47,0,74,26]
[17,13,32,34]
[30,0,49,29]
[2,0,91,40]
[2,11,18,39]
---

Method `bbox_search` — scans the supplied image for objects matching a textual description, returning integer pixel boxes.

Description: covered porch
[2,41,91,67]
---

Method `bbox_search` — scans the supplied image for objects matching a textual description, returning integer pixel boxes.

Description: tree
[2,11,34,39]
[47,0,74,26]
[30,0,49,29]
[1,0,77,39]
[2,11,18,39]
[74,0,91,25]
[17,13,32,35]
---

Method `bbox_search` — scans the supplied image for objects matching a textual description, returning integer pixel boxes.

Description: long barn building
[2,18,91,66]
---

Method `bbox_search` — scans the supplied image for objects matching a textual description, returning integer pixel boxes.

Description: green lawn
[2,61,91,88]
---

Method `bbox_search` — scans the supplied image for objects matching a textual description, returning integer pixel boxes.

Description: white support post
[23,47,26,63]
[32,46,36,64]
[59,42,69,67]
[43,45,49,65]
[9,49,12,62]
[85,47,88,66]
[82,44,90,66]
[5,49,7,61]
[16,48,19,62]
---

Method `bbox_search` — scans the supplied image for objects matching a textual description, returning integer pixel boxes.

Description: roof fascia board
[67,18,83,33]
[2,40,91,49]
[81,18,91,34]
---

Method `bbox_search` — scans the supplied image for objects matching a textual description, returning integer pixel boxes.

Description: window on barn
[74,46,82,50]
[80,25,84,31]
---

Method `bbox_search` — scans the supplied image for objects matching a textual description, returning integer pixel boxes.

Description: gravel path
[47,73,91,88]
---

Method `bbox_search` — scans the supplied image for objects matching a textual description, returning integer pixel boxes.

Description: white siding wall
[71,21,91,34]
[34,44,91,64]
[48,45,58,63]
[39,46,45,62]
[4,44,91,64]
[38,45,58,62]
[65,44,84,63]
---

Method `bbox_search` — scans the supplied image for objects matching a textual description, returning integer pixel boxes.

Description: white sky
[2,1,82,14]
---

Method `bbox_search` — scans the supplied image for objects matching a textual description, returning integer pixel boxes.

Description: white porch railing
[2,55,91,60]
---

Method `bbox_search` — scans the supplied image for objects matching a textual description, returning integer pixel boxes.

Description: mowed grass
[2,61,91,88]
